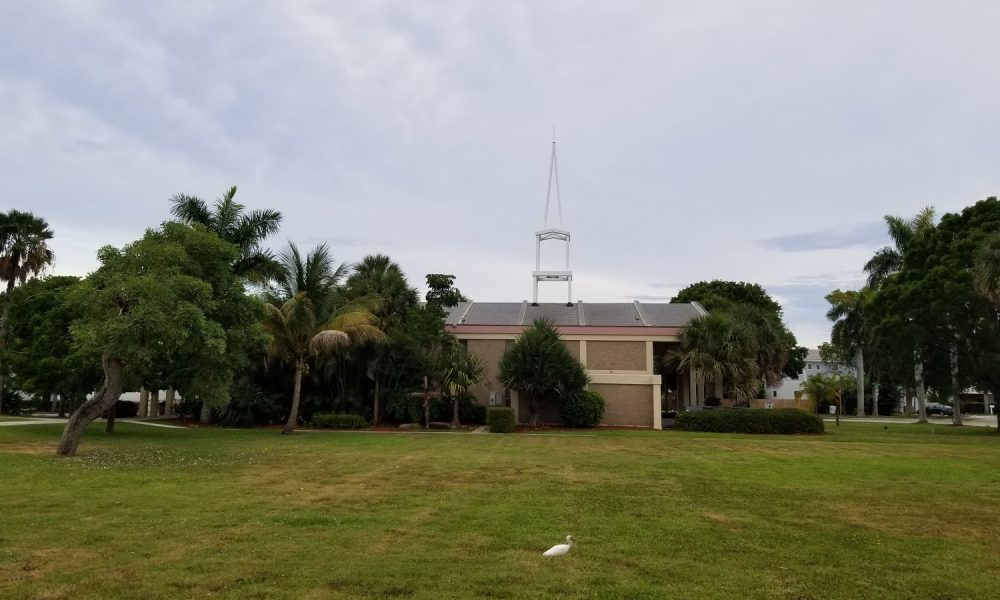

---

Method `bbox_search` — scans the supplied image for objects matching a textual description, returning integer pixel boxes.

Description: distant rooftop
[444,301,706,328]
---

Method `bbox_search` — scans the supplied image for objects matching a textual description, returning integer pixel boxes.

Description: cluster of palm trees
[169,187,485,430]
[825,200,1000,426]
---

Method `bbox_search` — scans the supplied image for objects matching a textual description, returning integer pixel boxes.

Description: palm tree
[0,210,55,294]
[345,254,419,424]
[826,289,870,417]
[440,343,486,426]
[264,243,384,434]
[666,312,759,405]
[170,186,282,283]
[865,207,936,423]
[864,207,936,287]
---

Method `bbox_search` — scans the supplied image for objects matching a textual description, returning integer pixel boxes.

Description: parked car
[920,402,954,416]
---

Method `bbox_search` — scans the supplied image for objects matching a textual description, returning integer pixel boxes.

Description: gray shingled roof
[445,301,704,327]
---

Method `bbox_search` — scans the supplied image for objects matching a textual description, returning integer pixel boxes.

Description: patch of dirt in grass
[0,442,54,455]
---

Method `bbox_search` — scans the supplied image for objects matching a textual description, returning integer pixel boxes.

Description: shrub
[676,408,823,434]
[114,400,139,418]
[488,407,516,433]
[560,390,605,427]
[310,413,368,429]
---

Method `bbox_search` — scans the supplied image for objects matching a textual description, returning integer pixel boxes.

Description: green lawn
[1,423,998,599]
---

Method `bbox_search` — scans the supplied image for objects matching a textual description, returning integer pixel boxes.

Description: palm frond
[169,194,212,225]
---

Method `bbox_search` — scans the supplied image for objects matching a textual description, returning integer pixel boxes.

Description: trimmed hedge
[310,413,368,429]
[488,407,516,433]
[675,408,824,434]
[560,390,605,427]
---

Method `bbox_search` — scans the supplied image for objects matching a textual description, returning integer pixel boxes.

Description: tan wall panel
[466,339,508,406]
[564,340,580,361]
[587,341,646,371]
[591,383,653,427]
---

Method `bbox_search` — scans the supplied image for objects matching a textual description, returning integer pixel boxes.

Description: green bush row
[488,407,516,433]
[310,413,368,429]
[675,408,824,434]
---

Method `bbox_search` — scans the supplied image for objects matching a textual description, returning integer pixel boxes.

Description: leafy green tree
[2,276,100,415]
[264,243,384,434]
[0,210,56,413]
[672,280,805,380]
[425,274,468,315]
[498,319,588,426]
[56,223,263,456]
[170,186,283,283]
[345,255,419,424]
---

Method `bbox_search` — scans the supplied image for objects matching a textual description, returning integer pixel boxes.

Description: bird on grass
[543,535,574,557]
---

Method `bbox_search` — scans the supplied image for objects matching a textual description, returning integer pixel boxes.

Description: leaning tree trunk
[451,394,461,427]
[855,347,865,417]
[57,355,125,456]
[282,358,305,434]
[949,342,962,426]
[914,354,928,424]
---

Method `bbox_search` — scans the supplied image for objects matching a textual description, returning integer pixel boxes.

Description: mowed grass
[2,423,999,599]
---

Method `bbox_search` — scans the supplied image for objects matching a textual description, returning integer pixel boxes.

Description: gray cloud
[756,222,888,252]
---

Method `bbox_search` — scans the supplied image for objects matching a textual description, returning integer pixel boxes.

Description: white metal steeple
[532,134,573,306]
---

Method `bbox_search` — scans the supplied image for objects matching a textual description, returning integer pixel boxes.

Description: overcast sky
[3,1,999,348]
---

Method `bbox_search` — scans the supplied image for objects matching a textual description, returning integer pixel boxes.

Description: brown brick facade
[586,341,646,371]
[590,383,654,427]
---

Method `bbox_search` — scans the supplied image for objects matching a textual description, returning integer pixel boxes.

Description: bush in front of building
[310,413,368,429]
[676,408,824,434]
[488,407,516,433]
[560,390,605,427]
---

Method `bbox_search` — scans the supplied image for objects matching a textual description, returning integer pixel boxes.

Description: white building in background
[765,349,848,401]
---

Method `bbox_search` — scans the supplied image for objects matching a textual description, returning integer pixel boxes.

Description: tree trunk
[50,392,58,412]
[871,382,880,417]
[451,394,461,427]
[149,389,160,418]
[57,356,125,456]
[713,378,724,401]
[914,355,928,424]
[165,387,175,417]
[138,387,148,417]
[0,374,4,415]
[282,358,304,434]
[199,401,212,424]
[528,399,541,427]
[855,347,865,417]
[373,378,382,426]
[949,342,963,426]
[105,401,116,433]
[424,396,431,430]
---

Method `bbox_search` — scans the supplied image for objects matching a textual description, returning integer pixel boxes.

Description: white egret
[542,535,575,557]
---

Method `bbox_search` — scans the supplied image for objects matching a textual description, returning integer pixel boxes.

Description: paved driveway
[823,415,996,428]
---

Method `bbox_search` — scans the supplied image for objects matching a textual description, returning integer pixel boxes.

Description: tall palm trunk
[914,353,928,424]
[950,342,963,426]
[373,378,382,426]
[57,355,125,456]
[283,357,305,434]
[451,393,461,427]
[871,382,879,417]
[855,347,865,417]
